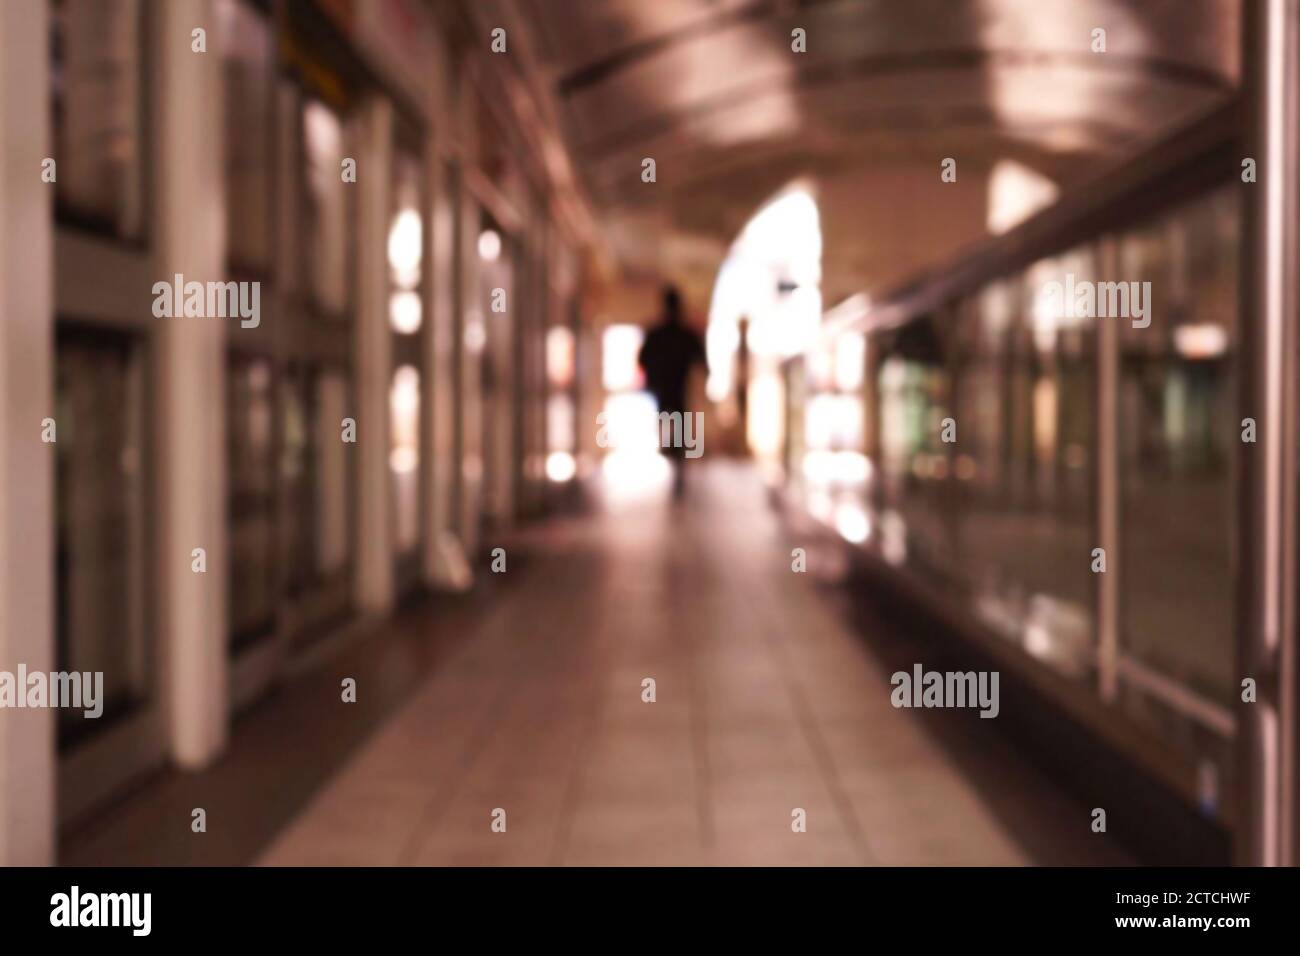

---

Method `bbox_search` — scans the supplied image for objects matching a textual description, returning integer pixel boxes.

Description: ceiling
[501,0,1239,320]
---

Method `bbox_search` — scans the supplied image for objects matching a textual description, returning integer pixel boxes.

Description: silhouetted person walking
[638,285,706,498]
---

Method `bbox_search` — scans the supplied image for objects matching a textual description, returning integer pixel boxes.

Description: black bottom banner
[0,865,1288,944]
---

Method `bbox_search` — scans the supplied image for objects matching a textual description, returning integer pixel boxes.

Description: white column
[154,0,229,768]
[355,96,395,612]
[0,0,56,867]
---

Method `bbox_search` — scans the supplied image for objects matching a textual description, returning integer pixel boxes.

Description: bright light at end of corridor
[708,186,822,368]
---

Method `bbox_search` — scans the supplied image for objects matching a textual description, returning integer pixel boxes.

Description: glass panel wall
[789,182,1239,809]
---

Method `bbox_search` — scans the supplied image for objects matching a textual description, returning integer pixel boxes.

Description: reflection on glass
[51,0,144,239]
[55,331,148,743]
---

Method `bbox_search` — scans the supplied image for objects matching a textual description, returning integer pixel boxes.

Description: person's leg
[660,404,689,499]
[671,447,686,498]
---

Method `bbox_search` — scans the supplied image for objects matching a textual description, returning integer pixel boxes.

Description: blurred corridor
[0,0,1297,873]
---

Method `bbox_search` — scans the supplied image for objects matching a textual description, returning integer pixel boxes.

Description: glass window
[50,0,145,240]
[280,366,353,589]
[1009,247,1096,675]
[228,356,276,648]
[55,330,149,744]
[314,371,351,578]
[302,100,351,316]
[217,0,274,273]
[279,370,313,593]
[1117,186,1237,723]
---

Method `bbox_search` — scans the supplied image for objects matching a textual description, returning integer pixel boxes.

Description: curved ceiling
[501,0,1239,316]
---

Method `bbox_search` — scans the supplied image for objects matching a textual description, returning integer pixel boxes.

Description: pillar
[0,0,55,866]
[355,95,395,612]
[154,0,229,767]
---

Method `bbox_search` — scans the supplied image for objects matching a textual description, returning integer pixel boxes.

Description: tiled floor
[259,463,1131,867]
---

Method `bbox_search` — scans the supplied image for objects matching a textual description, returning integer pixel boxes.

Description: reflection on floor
[256,461,1129,866]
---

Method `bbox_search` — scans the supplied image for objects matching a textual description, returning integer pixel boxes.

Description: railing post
[1237,0,1300,867]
